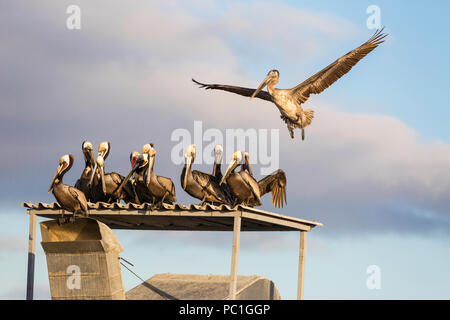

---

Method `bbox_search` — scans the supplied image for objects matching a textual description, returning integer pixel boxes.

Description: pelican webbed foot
[57,216,70,225]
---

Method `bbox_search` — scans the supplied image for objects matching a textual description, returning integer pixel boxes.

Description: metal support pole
[26,211,36,300]
[229,215,241,300]
[297,231,307,300]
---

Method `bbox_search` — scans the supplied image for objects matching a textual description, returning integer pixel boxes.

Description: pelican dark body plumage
[220,151,287,208]
[182,144,231,206]
[49,154,89,220]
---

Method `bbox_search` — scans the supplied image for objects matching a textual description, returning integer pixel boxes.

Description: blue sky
[1,0,450,299]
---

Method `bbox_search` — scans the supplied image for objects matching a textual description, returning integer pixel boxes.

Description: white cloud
[1,0,449,236]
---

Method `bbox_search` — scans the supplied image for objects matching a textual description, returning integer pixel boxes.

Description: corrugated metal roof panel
[22,201,323,231]
[22,201,242,211]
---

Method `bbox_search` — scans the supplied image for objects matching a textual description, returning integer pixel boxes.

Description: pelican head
[185,144,196,162]
[118,153,148,196]
[142,143,154,155]
[98,141,110,159]
[82,141,93,151]
[49,154,73,192]
[130,151,140,168]
[220,151,243,185]
[82,141,95,166]
[214,144,223,164]
[250,69,279,99]
[183,144,196,189]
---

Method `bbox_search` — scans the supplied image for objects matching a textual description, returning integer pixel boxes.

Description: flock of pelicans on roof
[47,29,387,222]
[49,142,287,222]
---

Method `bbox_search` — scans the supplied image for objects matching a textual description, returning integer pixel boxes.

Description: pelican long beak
[100,165,106,195]
[220,159,238,185]
[98,148,108,159]
[88,162,97,186]
[250,74,272,100]
[116,161,140,195]
[48,164,62,193]
[246,156,253,176]
[88,150,96,168]
[183,156,192,190]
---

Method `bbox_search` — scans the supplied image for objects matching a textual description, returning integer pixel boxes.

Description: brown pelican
[220,151,287,208]
[142,143,176,207]
[193,29,387,140]
[181,144,230,205]
[49,154,88,223]
[115,151,155,204]
[89,142,137,203]
[212,144,233,202]
[129,151,154,204]
[74,141,95,201]
[88,141,110,194]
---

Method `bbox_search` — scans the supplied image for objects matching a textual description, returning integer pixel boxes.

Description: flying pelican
[49,154,88,223]
[220,151,287,208]
[182,144,230,205]
[75,141,95,201]
[193,29,387,140]
[142,143,176,207]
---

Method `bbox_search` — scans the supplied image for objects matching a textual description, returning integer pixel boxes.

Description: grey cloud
[2,1,448,239]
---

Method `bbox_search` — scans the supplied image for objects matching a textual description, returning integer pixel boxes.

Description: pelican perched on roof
[129,151,155,204]
[49,154,88,223]
[89,141,138,203]
[75,141,95,201]
[181,144,230,205]
[193,29,387,140]
[142,143,176,207]
[116,151,156,204]
[220,151,287,208]
[212,144,233,202]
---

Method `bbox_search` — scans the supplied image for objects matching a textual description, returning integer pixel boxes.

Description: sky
[1,0,450,299]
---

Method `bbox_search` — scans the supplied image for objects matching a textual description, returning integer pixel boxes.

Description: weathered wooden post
[229,214,242,300]
[297,231,307,300]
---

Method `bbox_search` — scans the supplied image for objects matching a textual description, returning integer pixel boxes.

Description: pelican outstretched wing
[258,169,287,208]
[192,79,273,102]
[290,28,387,104]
